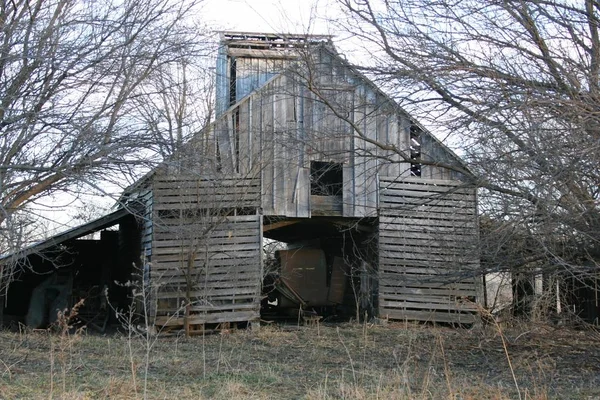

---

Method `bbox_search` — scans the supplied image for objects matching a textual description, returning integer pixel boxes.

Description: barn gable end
[142,32,480,330]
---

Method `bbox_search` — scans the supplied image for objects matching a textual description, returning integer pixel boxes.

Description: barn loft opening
[261,216,377,322]
[310,161,343,196]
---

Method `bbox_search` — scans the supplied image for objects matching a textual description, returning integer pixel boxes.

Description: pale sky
[201,0,334,35]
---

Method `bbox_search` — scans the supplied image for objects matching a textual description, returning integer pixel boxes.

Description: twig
[336,327,356,383]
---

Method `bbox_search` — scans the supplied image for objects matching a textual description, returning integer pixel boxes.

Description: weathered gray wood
[152,250,260,264]
[155,310,259,326]
[378,178,479,324]
[379,309,477,324]
[150,181,262,329]
[310,195,343,216]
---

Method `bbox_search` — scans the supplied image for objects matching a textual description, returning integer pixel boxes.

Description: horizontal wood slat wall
[151,175,262,328]
[378,177,480,324]
[153,177,260,210]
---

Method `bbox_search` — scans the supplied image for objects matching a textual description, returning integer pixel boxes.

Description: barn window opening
[410,126,422,177]
[233,108,240,173]
[229,57,237,106]
[310,161,343,196]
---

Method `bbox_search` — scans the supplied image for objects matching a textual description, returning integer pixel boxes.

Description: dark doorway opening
[1,214,141,331]
[261,216,378,323]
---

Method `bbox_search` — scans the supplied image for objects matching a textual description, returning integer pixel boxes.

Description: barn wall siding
[151,35,480,327]
[378,177,480,324]
[211,55,456,219]
[150,176,262,330]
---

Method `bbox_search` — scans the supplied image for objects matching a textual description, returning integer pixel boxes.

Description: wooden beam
[263,220,301,232]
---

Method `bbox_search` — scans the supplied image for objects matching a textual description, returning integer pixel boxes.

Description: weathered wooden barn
[1,32,481,332]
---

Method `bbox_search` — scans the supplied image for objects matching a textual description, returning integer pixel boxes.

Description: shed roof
[0,207,132,263]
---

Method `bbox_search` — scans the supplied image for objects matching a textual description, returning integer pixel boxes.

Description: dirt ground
[0,321,599,399]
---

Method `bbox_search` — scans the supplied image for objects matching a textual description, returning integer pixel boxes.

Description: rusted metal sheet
[277,249,347,307]
[328,257,347,305]
[279,249,328,306]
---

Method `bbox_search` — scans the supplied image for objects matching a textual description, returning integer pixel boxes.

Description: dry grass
[0,321,599,399]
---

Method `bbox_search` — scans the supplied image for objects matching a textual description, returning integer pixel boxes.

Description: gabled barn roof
[123,33,474,202]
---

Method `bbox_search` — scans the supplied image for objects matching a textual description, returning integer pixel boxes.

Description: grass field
[1,320,599,399]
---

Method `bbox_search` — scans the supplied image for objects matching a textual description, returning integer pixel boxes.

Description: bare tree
[0,0,207,253]
[132,52,217,161]
[333,0,600,303]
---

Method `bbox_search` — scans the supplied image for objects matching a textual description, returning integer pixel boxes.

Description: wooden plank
[342,165,355,217]
[310,195,343,216]
[155,218,259,227]
[380,181,474,194]
[380,293,473,304]
[379,276,476,289]
[153,176,259,184]
[152,257,259,268]
[154,271,262,283]
[379,229,475,241]
[153,181,260,190]
[379,236,477,248]
[188,303,258,312]
[379,257,477,269]
[155,277,260,287]
[378,223,476,236]
[378,285,477,296]
[379,309,477,324]
[378,212,476,224]
[379,216,476,229]
[380,177,466,186]
[379,254,476,266]
[155,310,259,326]
[156,287,258,299]
[154,201,258,211]
[153,194,261,205]
[154,190,261,200]
[154,228,258,239]
[263,220,301,232]
[154,183,260,192]
[152,241,260,254]
[154,277,261,289]
[379,243,477,255]
[152,250,259,263]
[152,235,260,249]
[380,299,477,312]
[152,264,261,276]
[379,265,477,277]
[379,198,474,210]
[377,202,476,215]
[380,190,473,203]
[156,268,261,278]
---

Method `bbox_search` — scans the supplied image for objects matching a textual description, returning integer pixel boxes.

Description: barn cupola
[215,31,334,116]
